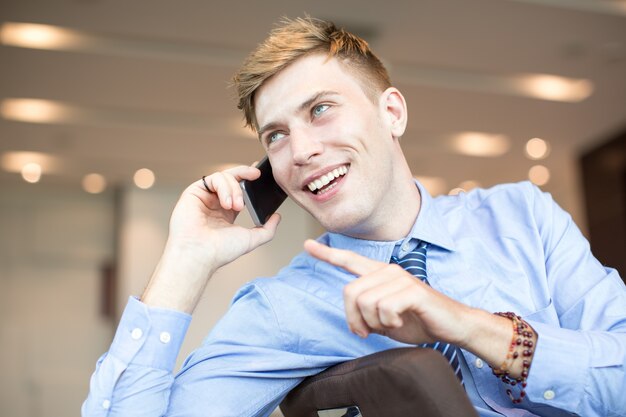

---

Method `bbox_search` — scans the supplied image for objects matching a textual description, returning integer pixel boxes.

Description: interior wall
[0,183,115,417]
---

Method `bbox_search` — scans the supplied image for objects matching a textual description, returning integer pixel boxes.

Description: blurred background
[0,0,625,416]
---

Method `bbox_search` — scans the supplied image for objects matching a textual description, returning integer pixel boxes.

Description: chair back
[280,347,478,417]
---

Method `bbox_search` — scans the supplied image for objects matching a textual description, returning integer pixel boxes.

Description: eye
[312,104,330,118]
[267,131,286,145]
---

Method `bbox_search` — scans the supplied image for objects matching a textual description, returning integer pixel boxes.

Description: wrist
[489,312,537,404]
[458,308,513,367]
[142,240,217,314]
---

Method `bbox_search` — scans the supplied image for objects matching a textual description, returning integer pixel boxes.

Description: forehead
[254,54,370,125]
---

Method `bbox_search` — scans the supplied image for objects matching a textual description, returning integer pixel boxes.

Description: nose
[290,127,324,165]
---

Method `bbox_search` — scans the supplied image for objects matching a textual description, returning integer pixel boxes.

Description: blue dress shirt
[83,181,626,417]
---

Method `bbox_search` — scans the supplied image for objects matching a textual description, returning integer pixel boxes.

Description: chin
[316,210,369,237]
[296,193,373,235]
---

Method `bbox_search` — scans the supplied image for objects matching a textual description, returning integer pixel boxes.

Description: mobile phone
[240,156,288,226]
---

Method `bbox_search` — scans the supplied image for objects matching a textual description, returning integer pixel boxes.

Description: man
[83,17,626,416]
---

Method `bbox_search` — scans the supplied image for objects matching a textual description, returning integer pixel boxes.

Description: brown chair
[280,347,479,417]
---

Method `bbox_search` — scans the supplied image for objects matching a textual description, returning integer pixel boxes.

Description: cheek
[267,156,291,189]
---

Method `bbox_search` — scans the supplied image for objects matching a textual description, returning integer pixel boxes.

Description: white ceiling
[1,0,625,201]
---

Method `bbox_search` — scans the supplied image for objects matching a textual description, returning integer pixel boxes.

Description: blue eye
[312,104,329,117]
[268,131,285,144]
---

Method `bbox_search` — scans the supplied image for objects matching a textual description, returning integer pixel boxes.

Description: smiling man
[83,17,626,417]
[254,54,418,240]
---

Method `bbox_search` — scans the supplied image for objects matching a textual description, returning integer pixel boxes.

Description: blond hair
[232,16,391,131]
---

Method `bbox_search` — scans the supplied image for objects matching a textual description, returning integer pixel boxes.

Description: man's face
[254,54,402,238]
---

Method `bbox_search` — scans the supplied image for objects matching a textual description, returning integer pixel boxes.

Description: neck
[344,175,422,242]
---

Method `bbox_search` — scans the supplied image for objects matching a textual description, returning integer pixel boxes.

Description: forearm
[142,239,217,314]
[141,169,279,314]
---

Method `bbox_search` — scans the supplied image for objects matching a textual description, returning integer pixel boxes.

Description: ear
[380,87,408,139]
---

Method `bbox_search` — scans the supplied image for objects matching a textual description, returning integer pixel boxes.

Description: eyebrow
[257,90,339,138]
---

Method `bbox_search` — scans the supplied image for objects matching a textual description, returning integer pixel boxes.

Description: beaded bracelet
[491,311,535,404]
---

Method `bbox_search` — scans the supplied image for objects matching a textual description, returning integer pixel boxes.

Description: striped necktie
[391,241,464,383]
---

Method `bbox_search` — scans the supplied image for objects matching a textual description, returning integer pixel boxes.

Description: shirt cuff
[524,320,589,413]
[108,296,192,371]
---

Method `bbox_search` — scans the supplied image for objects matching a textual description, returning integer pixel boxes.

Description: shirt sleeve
[81,296,191,417]
[83,284,320,417]
[523,183,626,416]
[165,282,323,417]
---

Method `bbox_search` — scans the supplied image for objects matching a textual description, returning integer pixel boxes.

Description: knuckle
[354,293,370,309]
[343,284,357,300]
[378,302,401,327]
[211,173,224,187]
[377,299,394,316]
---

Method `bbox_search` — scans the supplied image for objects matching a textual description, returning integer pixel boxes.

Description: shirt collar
[410,179,457,252]
[325,180,457,263]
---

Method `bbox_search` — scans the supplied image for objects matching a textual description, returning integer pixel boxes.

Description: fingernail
[353,329,367,338]
[226,196,232,207]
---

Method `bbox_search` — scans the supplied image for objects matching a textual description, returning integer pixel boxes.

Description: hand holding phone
[240,156,287,226]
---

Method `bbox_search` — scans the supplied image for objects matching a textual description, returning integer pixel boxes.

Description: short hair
[232,16,392,132]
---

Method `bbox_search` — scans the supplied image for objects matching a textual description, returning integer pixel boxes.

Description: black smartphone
[240,156,288,226]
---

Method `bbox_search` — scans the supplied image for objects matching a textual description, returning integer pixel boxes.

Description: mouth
[305,165,349,195]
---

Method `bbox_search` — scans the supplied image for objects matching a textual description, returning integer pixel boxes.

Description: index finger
[304,239,385,276]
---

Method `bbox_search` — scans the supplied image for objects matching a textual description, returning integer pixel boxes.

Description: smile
[306,165,349,194]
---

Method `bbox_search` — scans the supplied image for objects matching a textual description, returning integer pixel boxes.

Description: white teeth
[306,165,349,192]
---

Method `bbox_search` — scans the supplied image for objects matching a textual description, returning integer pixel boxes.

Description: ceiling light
[0,22,85,50]
[1,22,594,103]
[21,162,42,183]
[1,151,59,173]
[0,21,245,66]
[525,138,550,160]
[393,66,593,103]
[516,74,593,102]
[82,173,107,194]
[134,168,155,189]
[1,99,69,124]
[528,165,550,186]
[449,132,510,157]
[1,98,249,134]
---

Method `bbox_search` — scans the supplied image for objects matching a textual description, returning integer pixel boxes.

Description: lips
[305,165,349,194]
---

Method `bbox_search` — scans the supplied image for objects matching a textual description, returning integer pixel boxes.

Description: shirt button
[130,328,143,340]
[159,331,171,344]
[401,242,410,252]
[543,390,556,400]
[474,358,484,369]
[102,399,111,409]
